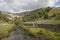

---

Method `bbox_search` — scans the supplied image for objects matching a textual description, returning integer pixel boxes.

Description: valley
[0,7,60,40]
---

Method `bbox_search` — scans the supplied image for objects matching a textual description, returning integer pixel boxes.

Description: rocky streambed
[1,26,39,40]
[1,24,60,40]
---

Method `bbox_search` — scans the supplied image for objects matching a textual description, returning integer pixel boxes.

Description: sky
[0,0,60,13]
[55,0,60,7]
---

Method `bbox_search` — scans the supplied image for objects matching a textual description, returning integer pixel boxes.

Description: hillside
[0,7,60,23]
[48,7,60,16]
[20,7,60,24]
[48,7,60,20]
[22,7,52,21]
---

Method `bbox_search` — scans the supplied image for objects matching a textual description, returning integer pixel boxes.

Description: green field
[0,21,14,39]
[21,25,60,40]
[36,20,60,24]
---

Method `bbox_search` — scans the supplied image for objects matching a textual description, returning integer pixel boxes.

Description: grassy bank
[0,22,14,39]
[21,25,60,40]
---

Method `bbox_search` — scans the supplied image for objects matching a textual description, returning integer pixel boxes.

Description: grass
[43,21,60,24]
[36,20,60,24]
[54,16,60,20]
[0,21,14,39]
[21,25,60,40]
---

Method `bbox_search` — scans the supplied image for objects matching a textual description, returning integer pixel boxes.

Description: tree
[44,14,48,19]
[46,7,52,13]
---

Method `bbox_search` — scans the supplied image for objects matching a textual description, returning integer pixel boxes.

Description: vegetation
[22,7,52,22]
[0,12,14,39]
[0,21,14,39]
[22,7,60,24]
[0,13,9,22]
[21,25,60,40]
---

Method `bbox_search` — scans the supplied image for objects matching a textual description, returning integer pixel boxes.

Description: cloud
[55,0,60,7]
[0,0,59,13]
[48,0,59,6]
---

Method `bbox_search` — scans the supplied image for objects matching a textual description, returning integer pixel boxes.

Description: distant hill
[13,9,40,16]
[0,11,17,23]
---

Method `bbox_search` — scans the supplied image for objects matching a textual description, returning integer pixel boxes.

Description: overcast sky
[0,0,60,13]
